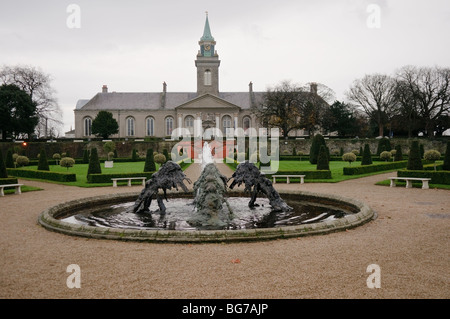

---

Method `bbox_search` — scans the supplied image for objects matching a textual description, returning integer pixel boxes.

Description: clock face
[204,44,211,51]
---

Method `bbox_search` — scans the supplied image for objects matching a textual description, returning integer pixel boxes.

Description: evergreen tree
[87,148,102,176]
[91,110,119,139]
[309,134,326,164]
[420,144,425,159]
[316,145,330,170]
[144,149,156,172]
[5,150,14,168]
[361,144,372,165]
[376,138,391,155]
[82,149,90,164]
[0,149,8,178]
[394,145,403,161]
[131,149,139,161]
[37,148,50,171]
[407,141,423,170]
[443,141,450,171]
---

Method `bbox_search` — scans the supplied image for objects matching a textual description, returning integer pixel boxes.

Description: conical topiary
[144,149,156,172]
[5,150,14,168]
[37,149,50,171]
[394,145,403,161]
[361,144,372,165]
[407,141,423,170]
[309,134,326,164]
[316,145,330,170]
[442,141,450,171]
[0,149,8,178]
[87,148,102,176]
[82,149,90,164]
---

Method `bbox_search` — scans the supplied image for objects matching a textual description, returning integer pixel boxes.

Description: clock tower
[196,12,220,96]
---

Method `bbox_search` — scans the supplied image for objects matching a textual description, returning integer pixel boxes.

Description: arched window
[126,117,135,136]
[204,70,212,86]
[83,117,92,136]
[146,117,155,136]
[222,115,232,135]
[243,117,251,131]
[165,116,174,136]
[184,116,194,135]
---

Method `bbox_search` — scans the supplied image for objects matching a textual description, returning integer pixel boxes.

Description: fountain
[38,143,376,242]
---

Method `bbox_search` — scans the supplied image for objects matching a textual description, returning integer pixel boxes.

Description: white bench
[112,177,146,187]
[389,177,431,189]
[272,175,305,184]
[0,184,24,196]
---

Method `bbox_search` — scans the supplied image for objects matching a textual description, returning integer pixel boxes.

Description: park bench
[388,177,431,189]
[111,177,146,187]
[272,175,305,184]
[0,184,24,196]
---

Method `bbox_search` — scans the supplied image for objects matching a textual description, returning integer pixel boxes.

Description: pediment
[175,94,241,111]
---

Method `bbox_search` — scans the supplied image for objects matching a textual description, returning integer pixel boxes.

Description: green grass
[2,185,43,195]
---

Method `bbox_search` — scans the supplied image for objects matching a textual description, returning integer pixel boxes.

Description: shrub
[5,150,15,168]
[103,141,115,154]
[16,156,29,167]
[316,145,329,170]
[443,141,450,171]
[87,148,102,176]
[420,144,425,158]
[0,177,18,185]
[380,151,391,161]
[376,138,391,155]
[292,147,296,156]
[309,134,326,164]
[0,150,7,178]
[424,150,441,171]
[361,144,372,166]
[82,149,90,164]
[7,168,76,182]
[60,157,75,171]
[407,141,423,170]
[351,149,359,156]
[131,149,139,162]
[394,145,403,161]
[163,149,170,162]
[53,153,61,165]
[397,169,450,185]
[154,153,166,165]
[344,160,408,175]
[144,149,156,172]
[266,170,332,180]
[342,152,356,166]
[107,152,114,161]
[37,149,50,171]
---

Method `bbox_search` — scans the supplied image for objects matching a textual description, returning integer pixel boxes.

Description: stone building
[74,14,264,139]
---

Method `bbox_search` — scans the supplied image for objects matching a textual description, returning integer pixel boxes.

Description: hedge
[343,160,408,175]
[265,170,332,180]
[87,172,154,183]
[397,170,450,185]
[0,178,18,185]
[7,168,77,182]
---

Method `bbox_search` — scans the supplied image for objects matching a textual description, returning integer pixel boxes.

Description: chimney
[310,82,318,95]
[249,81,255,107]
[102,85,108,93]
[163,81,167,93]
[161,81,167,108]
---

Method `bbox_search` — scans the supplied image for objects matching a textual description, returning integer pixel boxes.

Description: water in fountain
[201,141,214,170]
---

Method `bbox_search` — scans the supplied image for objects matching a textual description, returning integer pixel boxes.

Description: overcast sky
[1,0,449,135]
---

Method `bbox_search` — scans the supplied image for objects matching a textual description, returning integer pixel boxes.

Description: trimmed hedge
[0,177,18,185]
[397,169,450,185]
[7,168,76,182]
[343,160,408,175]
[87,172,154,183]
[266,170,332,180]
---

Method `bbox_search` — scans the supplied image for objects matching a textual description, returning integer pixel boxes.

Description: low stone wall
[37,191,376,243]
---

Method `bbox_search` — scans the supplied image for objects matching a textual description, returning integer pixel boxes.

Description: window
[165,117,174,136]
[222,115,232,135]
[84,117,92,136]
[243,117,251,131]
[204,70,212,86]
[146,117,155,136]
[126,117,135,136]
[184,116,194,135]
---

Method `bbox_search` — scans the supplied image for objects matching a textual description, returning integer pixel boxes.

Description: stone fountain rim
[37,190,376,243]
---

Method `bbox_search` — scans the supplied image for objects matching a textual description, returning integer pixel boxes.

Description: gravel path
[0,163,448,299]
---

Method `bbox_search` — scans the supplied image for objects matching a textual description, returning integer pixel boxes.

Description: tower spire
[201,12,214,42]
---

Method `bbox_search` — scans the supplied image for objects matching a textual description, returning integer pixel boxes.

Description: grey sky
[1,0,449,134]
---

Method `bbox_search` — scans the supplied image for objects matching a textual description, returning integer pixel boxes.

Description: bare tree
[396,65,450,138]
[0,65,62,138]
[346,74,399,137]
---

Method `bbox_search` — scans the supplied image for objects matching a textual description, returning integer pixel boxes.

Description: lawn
[20,162,161,187]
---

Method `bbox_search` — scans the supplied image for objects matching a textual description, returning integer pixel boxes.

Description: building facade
[74,15,264,139]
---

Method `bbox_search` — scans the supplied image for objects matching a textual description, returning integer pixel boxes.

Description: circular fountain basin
[38,191,375,243]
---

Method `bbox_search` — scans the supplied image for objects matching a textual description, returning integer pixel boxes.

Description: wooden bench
[272,175,305,184]
[389,177,431,189]
[0,184,24,196]
[111,177,146,187]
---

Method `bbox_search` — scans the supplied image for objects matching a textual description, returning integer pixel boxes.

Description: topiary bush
[0,149,8,178]
[442,142,450,171]
[309,134,326,164]
[5,150,15,168]
[361,144,372,166]
[376,137,391,155]
[154,153,166,166]
[82,149,90,164]
[407,141,423,170]
[16,156,29,167]
[424,150,441,171]
[60,157,75,171]
[131,149,139,162]
[53,153,61,165]
[380,151,392,161]
[144,149,156,172]
[342,152,356,166]
[316,145,330,170]
[37,149,50,171]
[87,148,102,176]
[394,145,403,161]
